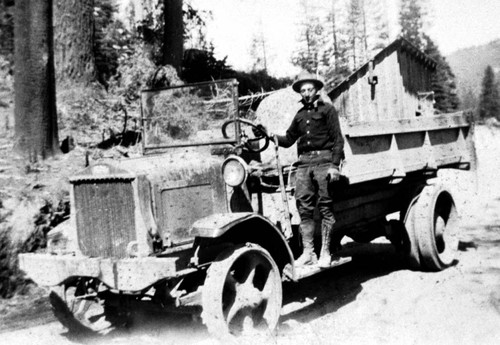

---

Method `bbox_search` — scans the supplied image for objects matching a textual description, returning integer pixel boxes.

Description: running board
[283,256,352,281]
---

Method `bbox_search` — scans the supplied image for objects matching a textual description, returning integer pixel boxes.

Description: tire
[401,189,423,269]
[49,279,128,335]
[414,184,459,271]
[201,243,282,337]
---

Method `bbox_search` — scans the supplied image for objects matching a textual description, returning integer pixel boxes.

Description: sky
[190,0,500,77]
[119,0,500,77]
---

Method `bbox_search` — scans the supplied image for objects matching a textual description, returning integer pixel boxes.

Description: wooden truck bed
[256,38,476,185]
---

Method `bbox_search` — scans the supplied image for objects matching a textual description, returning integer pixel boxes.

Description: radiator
[73,180,136,258]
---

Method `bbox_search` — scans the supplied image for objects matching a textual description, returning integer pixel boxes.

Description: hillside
[447,39,500,109]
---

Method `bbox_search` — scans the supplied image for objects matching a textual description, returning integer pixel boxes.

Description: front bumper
[18,253,194,291]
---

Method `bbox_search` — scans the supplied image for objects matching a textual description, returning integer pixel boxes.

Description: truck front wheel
[201,243,282,337]
[49,278,129,335]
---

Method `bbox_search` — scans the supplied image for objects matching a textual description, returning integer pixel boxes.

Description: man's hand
[327,165,341,182]
[253,124,269,138]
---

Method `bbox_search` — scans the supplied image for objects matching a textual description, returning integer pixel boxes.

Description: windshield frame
[140,79,240,153]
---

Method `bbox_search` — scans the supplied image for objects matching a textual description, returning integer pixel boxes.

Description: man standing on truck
[272,71,345,268]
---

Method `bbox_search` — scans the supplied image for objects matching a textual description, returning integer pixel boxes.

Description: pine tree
[249,20,269,72]
[399,1,459,113]
[399,0,425,50]
[347,0,364,69]
[291,1,325,73]
[163,0,183,72]
[366,0,390,52]
[14,0,60,161]
[424,35,460,113]
[323,0,351,88]
[461,88,477,113]
[53,0,96,84]
[478,65,500,121]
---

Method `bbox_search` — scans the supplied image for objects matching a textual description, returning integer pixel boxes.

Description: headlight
[222,156,248,187]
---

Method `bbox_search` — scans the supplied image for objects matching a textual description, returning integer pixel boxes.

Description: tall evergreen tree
[14,0,59,161]
[249,20,269,72]
[163,0,183,73]
[366,0,390,52]
[478,65,500,121]
[347,0,364,69]
[461,88,477,113]
[323,0,351,88]
[399,1,459,113]
[291,1,324,73]
[399,0,425,50]
[424,35,460,112]
[53,0,96,84]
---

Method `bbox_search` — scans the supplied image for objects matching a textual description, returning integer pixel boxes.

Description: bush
[0,220,30,298]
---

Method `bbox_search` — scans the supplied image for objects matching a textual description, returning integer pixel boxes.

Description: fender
[190,212,296,278]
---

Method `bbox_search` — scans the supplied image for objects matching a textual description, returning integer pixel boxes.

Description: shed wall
[330,47,434,123]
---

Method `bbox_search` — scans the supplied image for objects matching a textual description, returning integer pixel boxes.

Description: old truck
[19,38,476,337]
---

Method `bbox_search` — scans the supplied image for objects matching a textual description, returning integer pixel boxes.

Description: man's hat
[292,71,324,93]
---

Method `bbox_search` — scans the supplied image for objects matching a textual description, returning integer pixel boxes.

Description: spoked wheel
[201,244,282,337]
[414,184,459,271]
[49,279,128,335]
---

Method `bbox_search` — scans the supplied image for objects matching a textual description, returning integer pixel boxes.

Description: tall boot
[295,221,317,266]
[318,222,332,268]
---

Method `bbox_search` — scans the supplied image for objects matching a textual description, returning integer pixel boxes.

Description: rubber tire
[414,184,459,271]
[403,199,421,270]
[401,188,424,269]
[201,243,282,338]
[49,282,127,335]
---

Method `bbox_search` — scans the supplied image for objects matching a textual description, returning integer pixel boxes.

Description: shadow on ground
[279,242,406,328]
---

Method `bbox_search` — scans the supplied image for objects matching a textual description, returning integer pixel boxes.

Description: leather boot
[295,221,317,266]
[318,222,332,268]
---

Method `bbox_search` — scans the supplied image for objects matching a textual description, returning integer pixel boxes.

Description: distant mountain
[446,39,500,110]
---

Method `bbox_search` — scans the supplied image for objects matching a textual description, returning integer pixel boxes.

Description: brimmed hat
[292,71,324,93]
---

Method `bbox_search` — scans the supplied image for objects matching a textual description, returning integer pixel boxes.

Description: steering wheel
[222,118,271,153]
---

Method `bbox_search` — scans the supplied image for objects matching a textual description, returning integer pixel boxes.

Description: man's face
[299,82,317,104]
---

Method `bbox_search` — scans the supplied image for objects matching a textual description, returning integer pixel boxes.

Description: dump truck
[19,38,476,337]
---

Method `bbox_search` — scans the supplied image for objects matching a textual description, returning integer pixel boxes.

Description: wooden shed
[327,38,475,184]
[329,38,437,123]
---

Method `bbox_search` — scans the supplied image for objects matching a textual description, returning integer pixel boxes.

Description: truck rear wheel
[201,243,282,337]
[49,279,128,335]
[414,184,459,271]
[402,200,421,269]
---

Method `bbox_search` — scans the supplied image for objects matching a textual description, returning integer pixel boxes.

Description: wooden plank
[345,112,472,137]
[357,74,364,121]
[383,56,393,120]
[398,51,406,119]
[390,54,399,120]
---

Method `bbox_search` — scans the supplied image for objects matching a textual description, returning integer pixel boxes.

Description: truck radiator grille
[73,181,136,258]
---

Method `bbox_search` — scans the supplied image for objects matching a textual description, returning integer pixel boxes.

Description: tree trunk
[163,0,183,72]
[53,0,95,84]
[14,0,59,161]
[331,0,338,72]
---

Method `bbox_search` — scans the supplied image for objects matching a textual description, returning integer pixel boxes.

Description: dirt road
[2,125,500,345]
